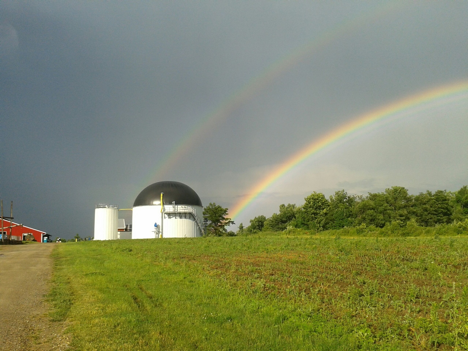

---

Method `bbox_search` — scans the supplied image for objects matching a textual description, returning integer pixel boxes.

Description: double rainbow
[229,81,468,219]
[141,1,404,185]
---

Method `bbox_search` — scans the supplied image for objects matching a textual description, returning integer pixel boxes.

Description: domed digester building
[132,181,204,239]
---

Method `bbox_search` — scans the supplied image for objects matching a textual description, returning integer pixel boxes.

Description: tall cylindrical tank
[94,204,118,240]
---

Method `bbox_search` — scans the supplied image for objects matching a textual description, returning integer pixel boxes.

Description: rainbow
[141,1,405,185]
[229,81,468,219]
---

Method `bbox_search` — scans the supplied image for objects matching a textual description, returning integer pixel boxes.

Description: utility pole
[8,201,13,241]
[1,200,3,244]
[0,200,14,243]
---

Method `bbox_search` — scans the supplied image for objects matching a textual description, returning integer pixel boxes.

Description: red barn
[0,219,49,243]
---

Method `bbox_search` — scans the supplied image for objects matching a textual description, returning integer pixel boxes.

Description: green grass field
[49,234,468,350]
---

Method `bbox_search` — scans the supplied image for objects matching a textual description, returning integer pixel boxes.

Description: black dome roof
[133,181,202,207]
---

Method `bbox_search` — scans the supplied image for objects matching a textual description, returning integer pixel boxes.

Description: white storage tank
[132,181,204,239]
[94,204,118,240]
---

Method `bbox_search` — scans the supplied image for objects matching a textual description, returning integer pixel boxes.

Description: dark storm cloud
[0,1,467,237]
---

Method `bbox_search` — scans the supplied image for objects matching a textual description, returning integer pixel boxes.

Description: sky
[1,0,467,239]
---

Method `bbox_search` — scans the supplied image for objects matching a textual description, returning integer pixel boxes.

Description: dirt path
[0,243,69,351]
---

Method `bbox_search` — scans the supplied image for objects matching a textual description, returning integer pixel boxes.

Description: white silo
[132,181,204,239]
[94,204,118,240]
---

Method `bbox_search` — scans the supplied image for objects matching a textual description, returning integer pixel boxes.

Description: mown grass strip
[49,235,468,350]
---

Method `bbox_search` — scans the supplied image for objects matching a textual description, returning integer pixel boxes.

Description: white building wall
[94,206,118,240]
[132,205,203,239]
[118,232,132,240]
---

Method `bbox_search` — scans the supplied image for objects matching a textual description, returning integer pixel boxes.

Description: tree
[413,190,452,227]
[452,186,468,221]
[264,204,297,231]
[413,191,453,227]
[246,215,267,233]
[301,192,329,231]
[203,203,234,236]
[74,233,82,242]
[384,186,413,225]
[326,190,356,229]
[354,196,380,227]
[237,223,244,235]
[292,205,308,229]
[355,187,412,228]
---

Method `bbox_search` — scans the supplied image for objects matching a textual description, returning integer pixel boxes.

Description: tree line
[238,185,468,235]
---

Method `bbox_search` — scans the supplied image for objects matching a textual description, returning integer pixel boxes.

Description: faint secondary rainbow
[141,1,405,186]
[229,80,468,220]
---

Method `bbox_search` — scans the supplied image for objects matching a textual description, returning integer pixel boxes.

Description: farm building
[132,181,204,239]
[0,219,50,242]
[94,181,204,240]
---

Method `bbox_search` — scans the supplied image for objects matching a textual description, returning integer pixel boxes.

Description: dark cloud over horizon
[1,0,467,238]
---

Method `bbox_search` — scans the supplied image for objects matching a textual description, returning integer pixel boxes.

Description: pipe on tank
[160,192,164,238]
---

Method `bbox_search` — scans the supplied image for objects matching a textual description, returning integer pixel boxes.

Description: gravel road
[0,243,69,351]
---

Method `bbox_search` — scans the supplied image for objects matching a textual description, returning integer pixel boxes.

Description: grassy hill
[49,234,468,350]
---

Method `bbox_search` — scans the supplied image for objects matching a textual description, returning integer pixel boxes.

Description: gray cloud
[0,0,467,237]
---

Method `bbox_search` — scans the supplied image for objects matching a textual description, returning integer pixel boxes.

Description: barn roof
[0,220,47,234]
